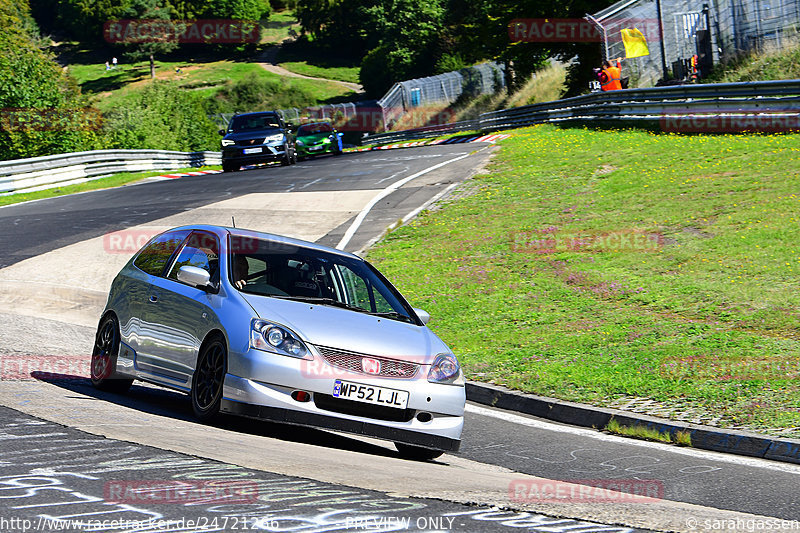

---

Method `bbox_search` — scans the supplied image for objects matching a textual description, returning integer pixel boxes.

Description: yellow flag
[621,28,649,58]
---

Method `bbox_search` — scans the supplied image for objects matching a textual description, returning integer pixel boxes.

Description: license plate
[332,380,409,409]
[243,147,262,154]
[309,145,323,151]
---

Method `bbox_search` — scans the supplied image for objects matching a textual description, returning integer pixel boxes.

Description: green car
[295,122,344,160]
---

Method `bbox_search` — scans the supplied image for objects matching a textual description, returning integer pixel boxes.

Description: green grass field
[68,58,356,112]
[261,11,301,44]
[368,125,800,437]
[276,40,361,84]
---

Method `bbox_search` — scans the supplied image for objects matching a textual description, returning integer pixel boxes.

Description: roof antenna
[231,215,236,228]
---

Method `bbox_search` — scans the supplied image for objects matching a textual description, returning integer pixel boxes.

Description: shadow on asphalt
[31,372,404,461]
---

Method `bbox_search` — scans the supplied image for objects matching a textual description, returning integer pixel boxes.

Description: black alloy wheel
[191,337,227,421]
[90,314,133,393]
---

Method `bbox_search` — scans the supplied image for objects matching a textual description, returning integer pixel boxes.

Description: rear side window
[167,232,220,283]
[133,230,191,276]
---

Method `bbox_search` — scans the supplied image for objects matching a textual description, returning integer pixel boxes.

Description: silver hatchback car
[91,225,465,459]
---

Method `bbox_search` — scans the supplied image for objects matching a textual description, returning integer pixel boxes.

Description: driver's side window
[167,232,220,284]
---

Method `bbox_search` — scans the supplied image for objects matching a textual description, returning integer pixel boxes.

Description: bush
[204,72,318,113]
[103,82,218,151]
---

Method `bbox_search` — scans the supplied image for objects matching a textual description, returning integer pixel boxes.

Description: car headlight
[250,318,310,359]
[296,139,305,146]
[221,139,235,146]
[427,353,464,385]
[264,133,285,143]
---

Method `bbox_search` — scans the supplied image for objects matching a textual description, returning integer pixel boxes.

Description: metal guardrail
[0,149,221,194]
[362,79,800,145]
[362,120,479,145]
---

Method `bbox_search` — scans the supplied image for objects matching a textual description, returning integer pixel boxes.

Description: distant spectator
[112,57,118,68]
[105,61,110,71]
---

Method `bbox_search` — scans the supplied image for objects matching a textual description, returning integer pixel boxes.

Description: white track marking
[298,178,323,190]
[465,403,800,474]
[336,153,472,250]
[374,168,408,185]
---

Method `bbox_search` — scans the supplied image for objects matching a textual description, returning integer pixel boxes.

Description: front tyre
[191,336,227,422]
[222,161,239,173]
[281,145,292,166]
[395,442,444,461]
[91,314,133,393]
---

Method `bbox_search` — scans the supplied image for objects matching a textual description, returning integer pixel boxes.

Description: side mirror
[412,307,431,325]
[218,129,225,135]
[177,265,212,290]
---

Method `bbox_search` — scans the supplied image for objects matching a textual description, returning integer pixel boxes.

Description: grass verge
[605,419,692,446]
[706,39,800,83]
[0,167,219,207]
[368,125,800,437]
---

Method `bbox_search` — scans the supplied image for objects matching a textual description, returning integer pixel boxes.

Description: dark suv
[220,111,297,172]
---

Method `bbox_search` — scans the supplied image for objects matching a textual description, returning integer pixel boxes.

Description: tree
[31,0,132,44]
[199,0,270,20]
[358,0,446,96]
[0,0,102,160]
[118,0,179,79]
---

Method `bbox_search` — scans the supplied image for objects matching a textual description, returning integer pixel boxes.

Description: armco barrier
[363,79,800,144]
[361,119,480,145]
[0,149,221,194]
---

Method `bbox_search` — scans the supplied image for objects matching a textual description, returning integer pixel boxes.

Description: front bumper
[222,143,287,164]
[221,347,465,451]
[297,143,334,157]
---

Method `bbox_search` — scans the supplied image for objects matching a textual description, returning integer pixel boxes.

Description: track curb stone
[466,381,800,465]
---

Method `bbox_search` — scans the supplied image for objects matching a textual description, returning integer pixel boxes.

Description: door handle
[149,295,159,303]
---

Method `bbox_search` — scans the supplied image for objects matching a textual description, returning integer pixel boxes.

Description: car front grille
[316,346,419,379]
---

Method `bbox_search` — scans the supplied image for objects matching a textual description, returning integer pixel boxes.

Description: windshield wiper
[271,296,413,322]
[271,296,369,313]
[368,311,414,323]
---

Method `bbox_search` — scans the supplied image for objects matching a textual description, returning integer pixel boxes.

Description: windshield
[228,238,417,324]
[228,114,281,132]
[297,123,333,136]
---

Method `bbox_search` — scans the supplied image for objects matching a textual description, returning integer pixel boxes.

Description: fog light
[292,390,311,402]
[416,412,432,423]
